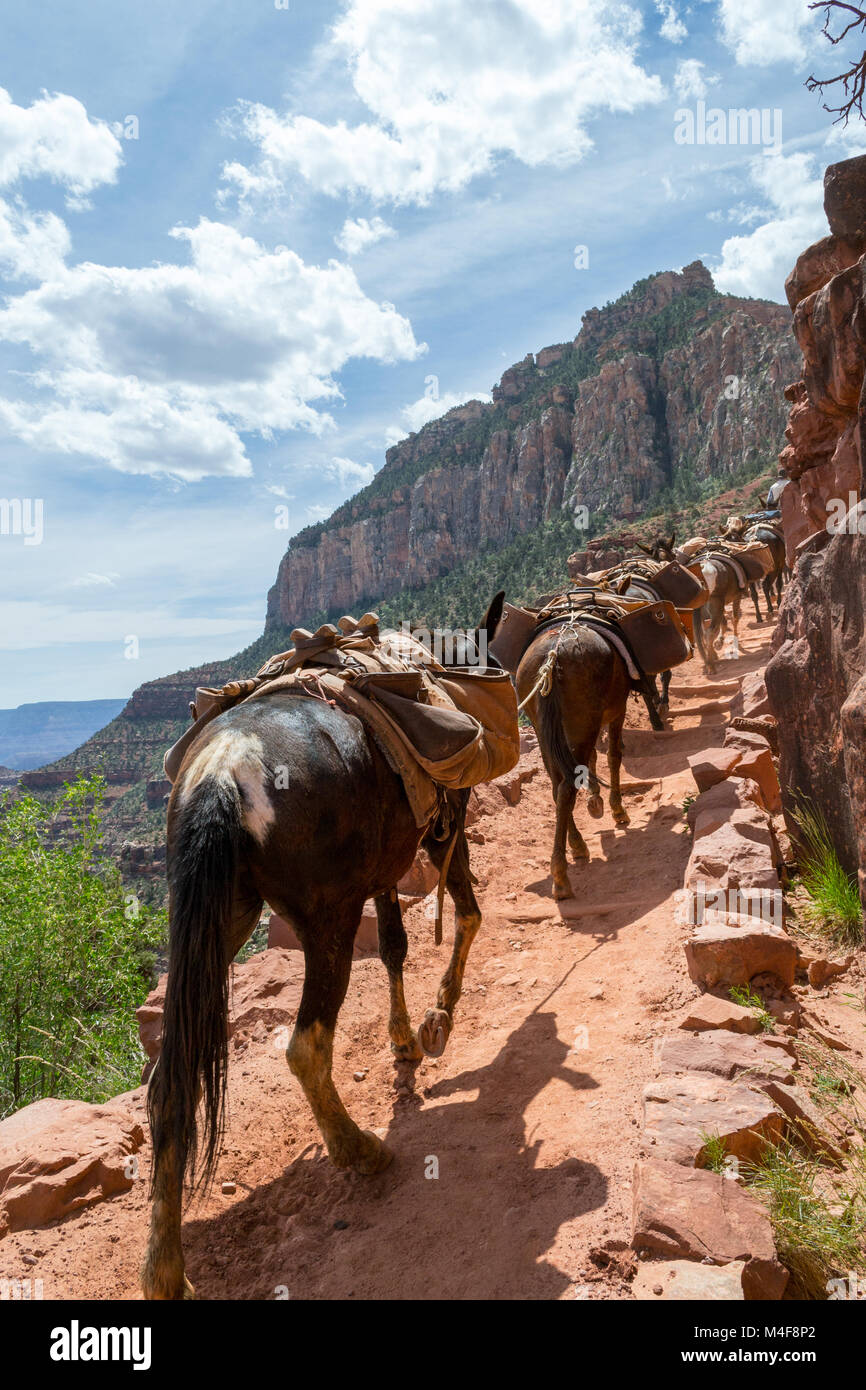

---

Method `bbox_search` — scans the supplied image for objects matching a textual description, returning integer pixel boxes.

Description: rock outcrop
[267,263,797,628]
[766,154,866,908]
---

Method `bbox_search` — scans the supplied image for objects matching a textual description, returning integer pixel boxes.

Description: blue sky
[0,0,863,707]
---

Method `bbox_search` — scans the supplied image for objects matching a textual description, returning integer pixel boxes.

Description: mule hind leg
[287,907,392,1174]
[607,708,629,826]
[375,891,423,1063]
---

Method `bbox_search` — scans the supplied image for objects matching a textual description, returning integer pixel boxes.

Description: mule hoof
[141,1267,195,1302]
[418,1008,452,1058]
[613,810,630,827]
[569,843,590,862]
[587,795,604,819]
[553,880,574,901]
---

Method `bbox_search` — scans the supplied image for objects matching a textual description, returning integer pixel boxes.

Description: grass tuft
[791,799,863,948]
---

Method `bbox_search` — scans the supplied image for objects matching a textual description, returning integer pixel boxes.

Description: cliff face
[765,154,866,907]
[267,262,799,629]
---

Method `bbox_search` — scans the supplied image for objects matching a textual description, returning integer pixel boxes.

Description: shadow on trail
[183,1011,606,1301]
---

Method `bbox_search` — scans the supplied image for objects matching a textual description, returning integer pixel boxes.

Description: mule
[648,535,748,676]
[613,537,708,712]
[721,515,786,617]
[142,594,506,1300]
[499,621,632,901]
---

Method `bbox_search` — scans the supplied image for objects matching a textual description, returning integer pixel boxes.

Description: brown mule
[515,623,631,900]
[647,535,746,676]
[141,595,506,1300]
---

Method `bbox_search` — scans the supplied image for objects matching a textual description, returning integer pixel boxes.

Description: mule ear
[668,533,676,550]
[480,589,505,639]
[635,541,652,556]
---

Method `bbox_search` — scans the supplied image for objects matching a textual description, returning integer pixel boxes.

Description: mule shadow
[182,1010,607,1300]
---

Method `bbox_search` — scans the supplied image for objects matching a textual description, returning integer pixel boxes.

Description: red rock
[679,995,762,1034]
[632,1258,745,1300]
[685,920,797,989]
[0,1098,143,1236]
[733,746,782,816]
[807,955,853,988]
[632,1158,788,1300]
[723,727,771,755]
[685,814,779,896]
[655,1032,794,1085]
[824,154,866,239]
[731,671,771,720]
[688,748,741,793]
[785,233,866,311]
[686,778,766,833]
[642,1074,785,1166]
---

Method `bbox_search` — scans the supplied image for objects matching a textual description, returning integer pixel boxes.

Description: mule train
[142,514,785,1298]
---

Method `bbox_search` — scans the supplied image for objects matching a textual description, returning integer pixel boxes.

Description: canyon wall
[267,263,799,628]
[765,154,866,906]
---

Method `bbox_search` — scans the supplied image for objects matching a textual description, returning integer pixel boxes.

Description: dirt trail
[1,625,781,1300]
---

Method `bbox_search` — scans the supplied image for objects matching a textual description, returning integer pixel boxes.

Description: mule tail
[693,603,709,666]
[147,776,243,1198]
[535,665,581,787]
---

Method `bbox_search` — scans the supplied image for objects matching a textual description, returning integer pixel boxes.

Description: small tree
[0,776,165,1117]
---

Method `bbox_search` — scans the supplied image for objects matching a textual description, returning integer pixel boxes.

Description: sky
[1,0,864,708]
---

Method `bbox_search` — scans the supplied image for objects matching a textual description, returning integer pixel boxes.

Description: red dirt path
[0,624,808,1300]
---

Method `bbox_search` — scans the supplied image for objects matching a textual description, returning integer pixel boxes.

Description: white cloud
[712,151,826,299]
[0,219,425,480]
[335,216,396,256]
[0,87,123,202]
[674,59,716,101]
[656,2,687,43]
[327,455,375,486]
[387,387,493,442]
[0,88,123,284]
[222,0,665,206]
[718,0,816,67]
[71,572,119,588]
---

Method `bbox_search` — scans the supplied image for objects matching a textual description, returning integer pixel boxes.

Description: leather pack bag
[615,600,692,676]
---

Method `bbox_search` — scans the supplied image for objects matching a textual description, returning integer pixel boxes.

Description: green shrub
[0,776,165,1117]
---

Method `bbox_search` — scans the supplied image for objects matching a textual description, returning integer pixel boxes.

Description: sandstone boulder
[760,1080,846,1166]
[633,1258,745,1300]
[785,233,866,310]
[654,1032,794,1085]
[679,995,763,1034]
[685,921,797,989]
[825,154,866,239]
[632,1158,788,1300]
[642,1074,785,1166]
[0,1098,143,1236]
